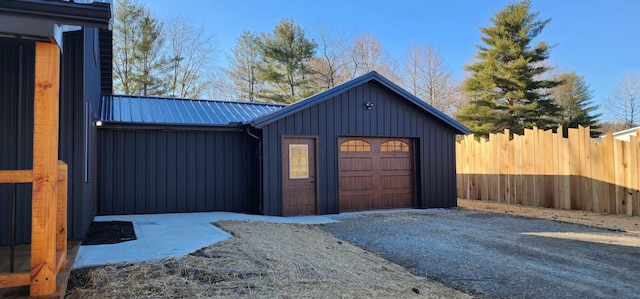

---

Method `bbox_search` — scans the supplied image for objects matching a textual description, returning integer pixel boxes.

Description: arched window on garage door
[380,140,410,152]
[340,139,371,152]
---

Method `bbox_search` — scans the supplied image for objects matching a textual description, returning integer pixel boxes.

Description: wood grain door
[282,137,317,216]
[339,137,414,212]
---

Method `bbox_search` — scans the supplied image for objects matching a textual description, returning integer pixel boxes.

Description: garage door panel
[379,193,414,208]
[340,157,373,171]
[340,176,374,191]
[380,175,412,190]
[380,157,411,171]
[340,195,373,212]
[339,137,415,212]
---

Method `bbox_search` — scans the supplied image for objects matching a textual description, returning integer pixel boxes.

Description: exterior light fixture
[365,102,374,110]
[95,120,103,127]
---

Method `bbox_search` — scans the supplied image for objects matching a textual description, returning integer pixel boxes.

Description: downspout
[246,126,263,214]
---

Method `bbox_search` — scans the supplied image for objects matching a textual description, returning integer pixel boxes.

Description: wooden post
[30,41,60,296]
[57,161,68,270]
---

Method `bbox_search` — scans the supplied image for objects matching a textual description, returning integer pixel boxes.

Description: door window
[340,139,371,152]
[289,144,309,179]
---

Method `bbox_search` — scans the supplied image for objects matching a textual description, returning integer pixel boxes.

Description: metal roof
[251,71,470,134]
[100,95,285,127]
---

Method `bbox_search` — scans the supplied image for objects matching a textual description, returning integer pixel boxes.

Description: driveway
[320,209,640,298]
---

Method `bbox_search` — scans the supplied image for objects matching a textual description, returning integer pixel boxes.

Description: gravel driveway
[320,209,640,298]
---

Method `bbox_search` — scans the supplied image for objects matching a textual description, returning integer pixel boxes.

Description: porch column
[30,41,60,296]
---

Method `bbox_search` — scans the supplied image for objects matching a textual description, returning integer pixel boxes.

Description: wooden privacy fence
[456,126,640,216]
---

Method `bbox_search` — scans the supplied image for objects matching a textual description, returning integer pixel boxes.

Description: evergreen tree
[457,0,560,137]
[113,0,142,95]
[258,18,317,104]
[552,72,601,137]
[134,14,166,96]
[227,31,263,102]
[113,0,165,96]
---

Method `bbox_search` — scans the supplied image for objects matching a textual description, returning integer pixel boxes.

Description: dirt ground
[66,200,639,298]
[458,199,640,234]
[66,221,469,298]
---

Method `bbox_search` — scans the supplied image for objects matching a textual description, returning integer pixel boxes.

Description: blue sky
[139,0,639,121]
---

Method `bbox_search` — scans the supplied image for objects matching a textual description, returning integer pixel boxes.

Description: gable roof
[100,95,284,128]
[251,71,470,134]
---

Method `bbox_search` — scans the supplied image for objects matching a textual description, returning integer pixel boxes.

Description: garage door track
[320,209,640,298]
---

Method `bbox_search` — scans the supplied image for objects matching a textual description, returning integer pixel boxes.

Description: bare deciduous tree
[310,22,349,89]
[607,73,640,128]
[400,43,459,116]
[202,70,240,101]
[164,16,217,99]
[345,33,397,80]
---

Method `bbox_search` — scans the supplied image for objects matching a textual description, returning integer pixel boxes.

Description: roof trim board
[251,71,470,134]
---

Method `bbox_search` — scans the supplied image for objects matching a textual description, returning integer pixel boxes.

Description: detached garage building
[98,71,469,217]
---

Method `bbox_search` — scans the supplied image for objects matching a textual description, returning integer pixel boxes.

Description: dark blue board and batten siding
[259,80,460,216]
[97,129,260,215]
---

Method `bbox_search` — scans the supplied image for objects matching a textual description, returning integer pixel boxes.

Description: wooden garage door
[339,137,415,212]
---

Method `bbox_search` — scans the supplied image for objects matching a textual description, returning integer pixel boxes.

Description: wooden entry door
[282,137,317,216]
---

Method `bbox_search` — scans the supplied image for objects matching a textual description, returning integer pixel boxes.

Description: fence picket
[633,132,640,216]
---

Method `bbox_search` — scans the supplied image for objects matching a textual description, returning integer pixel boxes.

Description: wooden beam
[56,161,68,267]
[0,272,31,288]
[30,41,60,296]
[0,170,33,183]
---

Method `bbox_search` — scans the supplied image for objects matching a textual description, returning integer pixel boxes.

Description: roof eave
[370,72,470,135]
[0,0,112,29]
[251,72,379,128]
[97,121,245,132]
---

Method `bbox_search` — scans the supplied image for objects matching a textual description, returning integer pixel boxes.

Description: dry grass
[458,198,640,234]
[66,221,469,298]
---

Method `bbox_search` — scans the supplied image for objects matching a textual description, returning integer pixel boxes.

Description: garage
[338,137,414,212]
[252,71,469,216]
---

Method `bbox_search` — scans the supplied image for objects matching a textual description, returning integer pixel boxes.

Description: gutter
[96,121,245,132]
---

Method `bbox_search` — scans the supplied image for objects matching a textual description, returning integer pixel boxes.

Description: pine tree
[134,14,165,96]
[113,0,165,96]
[227,31,263,102]
[258,18,317,104]
[552,72,601,137]
[113,0,142,95]
[457,0,560,136]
